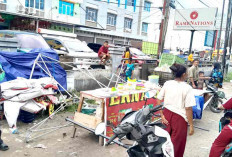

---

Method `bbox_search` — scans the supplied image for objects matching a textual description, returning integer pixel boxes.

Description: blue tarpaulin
[193,96,204,119]
[0,49,67,90]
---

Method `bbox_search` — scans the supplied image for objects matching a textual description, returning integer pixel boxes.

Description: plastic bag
[193,96,204,119]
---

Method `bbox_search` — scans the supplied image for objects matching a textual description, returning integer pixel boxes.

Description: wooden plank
[77,95,84,112]
[74,112,102,129]
[80,92,105,102]
[101,101,105,121]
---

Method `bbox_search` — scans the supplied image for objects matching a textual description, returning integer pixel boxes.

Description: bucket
[148,75,159,85]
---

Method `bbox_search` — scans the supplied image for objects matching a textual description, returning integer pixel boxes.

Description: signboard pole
[216,0,226,61]
[189,30,195,54]
[222,0,232,75]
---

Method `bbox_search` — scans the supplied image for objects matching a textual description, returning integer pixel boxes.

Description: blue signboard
[204,31,215,47]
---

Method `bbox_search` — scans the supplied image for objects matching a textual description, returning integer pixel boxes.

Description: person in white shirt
[157,63,196,157]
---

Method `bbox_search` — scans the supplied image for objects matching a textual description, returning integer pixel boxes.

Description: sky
[164,0,229,51]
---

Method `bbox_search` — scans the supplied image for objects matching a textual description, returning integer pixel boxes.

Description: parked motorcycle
[95,91,174,157]
[202,82,226,113]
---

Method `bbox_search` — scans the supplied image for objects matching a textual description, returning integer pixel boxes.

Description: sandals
[0,143,9,151]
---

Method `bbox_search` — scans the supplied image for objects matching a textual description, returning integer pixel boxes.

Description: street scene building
[0,0,162,47]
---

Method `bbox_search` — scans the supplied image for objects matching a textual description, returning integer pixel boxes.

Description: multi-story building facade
[0,0,162,45]
[76,0,162,45]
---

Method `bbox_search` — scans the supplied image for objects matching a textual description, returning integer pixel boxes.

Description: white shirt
[157,80,196,122]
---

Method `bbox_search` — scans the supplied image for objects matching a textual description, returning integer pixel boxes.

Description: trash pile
[1,77,60,133]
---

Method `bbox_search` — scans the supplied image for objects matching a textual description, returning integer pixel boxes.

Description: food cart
[70,81,160,145]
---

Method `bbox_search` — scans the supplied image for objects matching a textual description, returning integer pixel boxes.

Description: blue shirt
[125,63,134,76]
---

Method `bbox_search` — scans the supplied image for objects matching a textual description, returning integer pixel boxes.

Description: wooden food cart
[72,87,159,145]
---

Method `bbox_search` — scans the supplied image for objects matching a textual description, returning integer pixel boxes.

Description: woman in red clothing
[157,64,195,157]
[209,99,232,157]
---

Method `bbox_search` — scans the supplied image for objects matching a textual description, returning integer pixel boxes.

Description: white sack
[4,101,26,127]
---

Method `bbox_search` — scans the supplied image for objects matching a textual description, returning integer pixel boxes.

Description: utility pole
[189,30,195,54]
[222,0,232,75]
[216,0,226,61]
[158,0,171,59]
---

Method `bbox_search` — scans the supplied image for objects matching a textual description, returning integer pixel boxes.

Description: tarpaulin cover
[193,96,204,119]
[0,49,67,90]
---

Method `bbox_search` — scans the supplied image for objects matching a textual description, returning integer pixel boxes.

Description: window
[144,1,151,12]
[142,22,148,33]
[127,0,135,6]
[0,0,6,3]
[45,38,64,50]
[86,7,98,22]
[59,0,74,16]
[124,18,133,29]
[25,0,44,10]
[107,13,117,26]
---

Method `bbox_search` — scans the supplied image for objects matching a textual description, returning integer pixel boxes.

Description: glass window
[59,0,74,16]
[86,7,98,22]
[25,0,29,7]
[127,0,135,6]
[16,34,50,49]
[40,0,44,10]
[45,38,64,50]
[25,0,44,10]
[144,1,151,12]
[30,0,34,7]
[124,18,132,29]
[107,13,117,26]
[35,0,39,9]
[142,22,148,33]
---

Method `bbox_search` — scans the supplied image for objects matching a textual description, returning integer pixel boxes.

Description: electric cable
[93,0,162,8]
[198,0,210,7]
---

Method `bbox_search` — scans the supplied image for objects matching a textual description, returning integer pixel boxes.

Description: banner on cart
[174,8,217,30]
[105,91,159,137]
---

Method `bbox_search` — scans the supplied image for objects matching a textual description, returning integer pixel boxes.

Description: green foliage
[66,103,78,113]
[224,72,232,82]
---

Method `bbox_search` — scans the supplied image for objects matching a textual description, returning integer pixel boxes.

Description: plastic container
[117,84,124,90]
[148,75,159,85]
[136,84,144,90]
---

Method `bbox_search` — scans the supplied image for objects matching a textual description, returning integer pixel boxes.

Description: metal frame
[25,53,124,142]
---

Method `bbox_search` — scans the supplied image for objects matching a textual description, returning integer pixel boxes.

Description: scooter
[201,82,226,113]
[95,91,174,157]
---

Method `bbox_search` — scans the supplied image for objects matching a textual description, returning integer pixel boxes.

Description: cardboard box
[74,112,102,129]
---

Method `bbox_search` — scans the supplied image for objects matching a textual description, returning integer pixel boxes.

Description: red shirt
[98,46,109,57]
[209,121,232,157]
[223,98,232,109]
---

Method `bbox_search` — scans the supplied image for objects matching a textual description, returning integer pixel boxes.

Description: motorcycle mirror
[95,123,106,135]
[145,91,156,99]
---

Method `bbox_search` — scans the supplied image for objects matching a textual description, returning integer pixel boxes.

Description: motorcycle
[219,110,232,157]
[95,92,174,157]
[201,82,226,113]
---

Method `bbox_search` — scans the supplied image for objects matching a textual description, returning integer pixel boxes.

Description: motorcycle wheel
[209,98,223,113]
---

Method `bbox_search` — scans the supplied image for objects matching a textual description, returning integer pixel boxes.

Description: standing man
[98,41,110,65]
[188,59,199,89]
